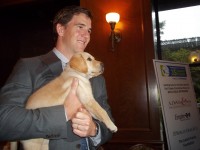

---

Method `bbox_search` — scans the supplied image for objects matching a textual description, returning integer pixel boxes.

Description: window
[159,5,200,63]
[156,5,200,103]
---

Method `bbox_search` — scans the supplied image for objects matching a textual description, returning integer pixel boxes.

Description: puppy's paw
[108,124,118,133]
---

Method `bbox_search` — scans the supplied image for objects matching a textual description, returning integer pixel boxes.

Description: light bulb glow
[106,12,120,23]
[189,51,200,63]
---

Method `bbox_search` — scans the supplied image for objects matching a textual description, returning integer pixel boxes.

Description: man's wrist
[91,122,99,137]
[89,122,101,146]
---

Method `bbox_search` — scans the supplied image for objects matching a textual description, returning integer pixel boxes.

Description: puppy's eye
[87,57,92,61]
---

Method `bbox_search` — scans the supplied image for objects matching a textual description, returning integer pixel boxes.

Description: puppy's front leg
[84,99,117,132]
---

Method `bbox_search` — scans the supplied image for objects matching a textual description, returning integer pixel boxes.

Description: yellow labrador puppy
[20,52,117,150]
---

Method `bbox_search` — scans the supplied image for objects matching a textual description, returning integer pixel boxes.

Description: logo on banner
[175,112,191,121]
[169,97,192,108]
[160,65,187,77]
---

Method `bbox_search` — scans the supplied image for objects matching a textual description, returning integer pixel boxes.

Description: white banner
[153,59,200,150]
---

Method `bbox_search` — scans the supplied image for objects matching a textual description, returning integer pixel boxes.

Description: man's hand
[64,78,83,120]
[72,108,97,137]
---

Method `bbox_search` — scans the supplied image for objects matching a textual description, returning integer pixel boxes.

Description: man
[0,6,114,150]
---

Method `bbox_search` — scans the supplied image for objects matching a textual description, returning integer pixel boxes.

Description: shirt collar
[53,48,69,63]
[53,48,69,69]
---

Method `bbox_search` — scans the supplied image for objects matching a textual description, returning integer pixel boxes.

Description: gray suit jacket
[0,51,113,150]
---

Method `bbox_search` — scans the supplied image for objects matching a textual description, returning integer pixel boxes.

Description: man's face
[62,13,92,54]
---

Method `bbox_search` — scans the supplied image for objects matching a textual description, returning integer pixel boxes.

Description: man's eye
[78,25,83,29]
[87,57,92,61]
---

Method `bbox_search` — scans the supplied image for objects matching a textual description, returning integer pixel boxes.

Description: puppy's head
[69,52,104,78]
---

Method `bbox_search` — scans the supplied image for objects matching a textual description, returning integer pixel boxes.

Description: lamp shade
[106,12,120,23]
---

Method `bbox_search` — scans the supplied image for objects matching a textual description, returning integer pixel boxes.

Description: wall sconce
[106,12,121,51]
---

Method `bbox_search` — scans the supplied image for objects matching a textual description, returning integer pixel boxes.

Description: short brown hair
[53,6,92,36]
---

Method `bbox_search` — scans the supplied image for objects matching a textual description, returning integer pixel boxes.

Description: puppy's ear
[69,54,88,73]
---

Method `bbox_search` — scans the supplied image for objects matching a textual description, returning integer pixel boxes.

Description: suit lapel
[41,51,63,76]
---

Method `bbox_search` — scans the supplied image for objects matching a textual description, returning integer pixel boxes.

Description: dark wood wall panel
[81,0,163,149]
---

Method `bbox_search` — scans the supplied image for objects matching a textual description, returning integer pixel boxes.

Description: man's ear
[56,24,65,36]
